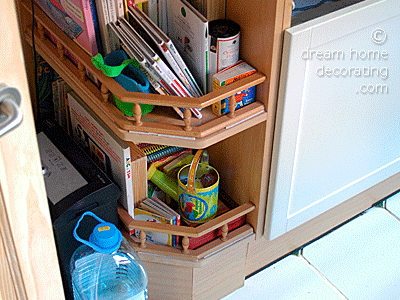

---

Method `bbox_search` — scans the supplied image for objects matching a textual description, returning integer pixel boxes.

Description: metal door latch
[0,85,22,138]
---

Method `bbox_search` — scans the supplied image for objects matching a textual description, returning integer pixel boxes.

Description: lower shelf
[119,199,255,299]
[136,229,254,300]
[119,201,256,260]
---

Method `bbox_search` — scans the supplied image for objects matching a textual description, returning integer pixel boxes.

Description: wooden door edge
[0,189,28,300]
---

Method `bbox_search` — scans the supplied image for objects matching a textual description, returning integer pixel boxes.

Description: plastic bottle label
[98,226,110,232]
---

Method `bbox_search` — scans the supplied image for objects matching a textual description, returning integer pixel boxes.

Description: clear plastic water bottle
[70,212,148,300]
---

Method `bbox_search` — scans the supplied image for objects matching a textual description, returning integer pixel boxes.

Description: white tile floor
[223,192,400,300]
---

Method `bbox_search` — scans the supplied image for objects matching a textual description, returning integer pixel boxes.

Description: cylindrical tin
[178,163,219,224]
[177,150,220,224]
[209,19,240,92]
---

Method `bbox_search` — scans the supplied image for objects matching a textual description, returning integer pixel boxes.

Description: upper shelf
[21,0,268,148]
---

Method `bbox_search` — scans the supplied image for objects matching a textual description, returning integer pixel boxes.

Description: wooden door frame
[0,0,65,298]
[0,192,27,300]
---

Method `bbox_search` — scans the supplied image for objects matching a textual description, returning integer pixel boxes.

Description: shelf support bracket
[182,236,189,254]
[183,108,192,131]
[101,84,109,103]
[228,95,236,118]
[134,103,142,126]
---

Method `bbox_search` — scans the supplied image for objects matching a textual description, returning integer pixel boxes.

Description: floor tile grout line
[297,249,349,300]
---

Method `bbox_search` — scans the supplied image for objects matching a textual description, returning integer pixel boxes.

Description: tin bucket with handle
[177,150,220,224]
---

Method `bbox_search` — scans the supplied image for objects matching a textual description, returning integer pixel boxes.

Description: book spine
[81,0,99,55]
[108,0,122,52]
[124,148,135,216]
[129,4,202,97]
[141,144,169,155]
[115,0,125,18]
[154,57,189,96]
[52,81,60,123]
[120,39,177,103]
[147,60,176,95]
[95,0,111,54]
[89,0,103,55]
[107,0,117,22]
[163,48,199,98]
[147,146,186,163]
[204,22,209,93]
[59,80,70,131]
[166,40,203,97]
[155,57,202,118]
[139,64,180,113]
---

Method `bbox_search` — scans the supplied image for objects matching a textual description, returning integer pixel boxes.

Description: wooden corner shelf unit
[20,0,268,149]
[8,0,400,299]
[15,0,292,299]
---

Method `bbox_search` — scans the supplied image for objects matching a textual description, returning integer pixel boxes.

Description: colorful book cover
[166,0,209,94]
[212,61,257,116]
[133,208,175,246]
[35,0,99,56]
[147,146,186,163]
[68,91,135,217]
[129,5,203,97]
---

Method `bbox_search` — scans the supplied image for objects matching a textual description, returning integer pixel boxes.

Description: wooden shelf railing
[119,202,256,259]
[21,0,268,148]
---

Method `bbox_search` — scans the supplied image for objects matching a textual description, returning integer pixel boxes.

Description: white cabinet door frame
[266,0,400,240]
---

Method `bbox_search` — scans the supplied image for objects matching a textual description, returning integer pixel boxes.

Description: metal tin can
[209,19,240,92]
[177,150,220,224]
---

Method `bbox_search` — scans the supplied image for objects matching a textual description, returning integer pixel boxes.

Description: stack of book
[109,5,203,119]
[118,189,246,250]
[35,0,232,107]
[166,0,210,93]
[143,143,192,202]
[52,78,72,134]
[133,196,181,247]
[34,0,100,56]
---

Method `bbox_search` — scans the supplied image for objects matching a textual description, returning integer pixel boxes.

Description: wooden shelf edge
[116,111,268,149]
[24,28,268,147]
[119,202,255,238]
[123,224,255,261]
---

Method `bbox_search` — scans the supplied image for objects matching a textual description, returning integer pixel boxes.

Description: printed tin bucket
[178,150,220,224]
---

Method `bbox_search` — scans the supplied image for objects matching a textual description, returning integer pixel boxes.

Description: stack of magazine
[109,5,203,119]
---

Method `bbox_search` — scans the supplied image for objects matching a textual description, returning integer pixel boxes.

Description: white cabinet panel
[266,0,400,240]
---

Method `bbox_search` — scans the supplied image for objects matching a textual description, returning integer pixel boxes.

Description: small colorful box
[212,61,257,116]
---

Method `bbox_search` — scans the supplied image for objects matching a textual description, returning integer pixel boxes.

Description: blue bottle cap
[89,222,122,253]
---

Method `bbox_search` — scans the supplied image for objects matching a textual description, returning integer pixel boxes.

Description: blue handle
[73,212,109,253]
